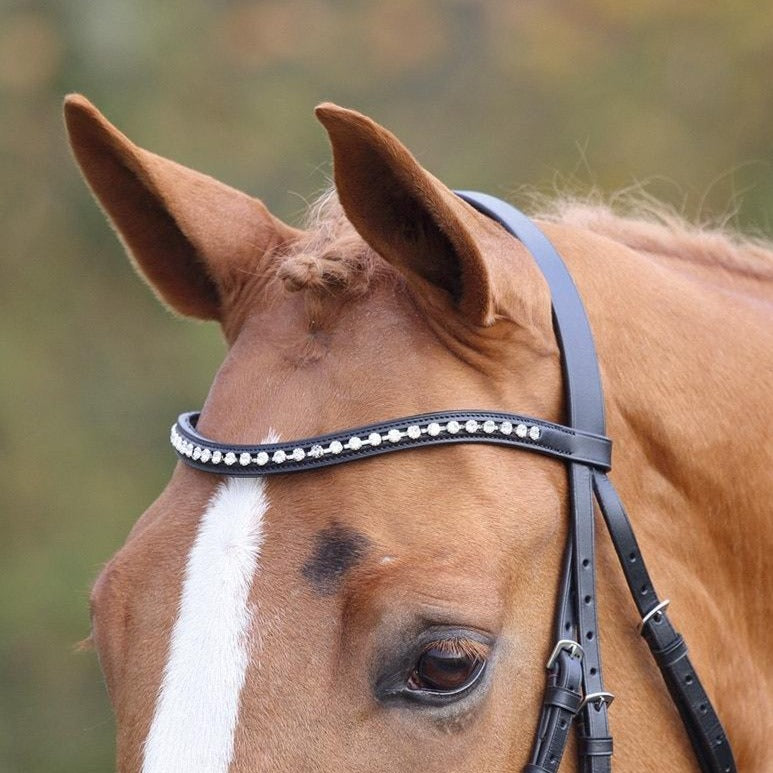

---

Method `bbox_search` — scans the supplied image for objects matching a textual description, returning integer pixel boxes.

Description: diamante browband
[169,191,735,773]
[171,410,612,475]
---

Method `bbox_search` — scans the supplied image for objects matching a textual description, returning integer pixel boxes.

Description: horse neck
[557,229,772,646]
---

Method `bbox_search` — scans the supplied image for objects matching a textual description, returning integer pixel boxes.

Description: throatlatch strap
[592,473,736,773]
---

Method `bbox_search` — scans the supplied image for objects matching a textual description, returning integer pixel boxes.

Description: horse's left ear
[316,103,512,327]
[64,94,301,324]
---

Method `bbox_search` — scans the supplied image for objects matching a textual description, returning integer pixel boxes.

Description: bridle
[170,191,736,772]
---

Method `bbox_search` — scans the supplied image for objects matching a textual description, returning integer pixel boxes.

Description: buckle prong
[638,599,670,634]
[546,639,584,670]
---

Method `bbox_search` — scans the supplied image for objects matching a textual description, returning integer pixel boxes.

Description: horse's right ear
[64,94,300,322]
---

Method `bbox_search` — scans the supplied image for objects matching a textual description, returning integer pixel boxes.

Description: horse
[64,94,772,772]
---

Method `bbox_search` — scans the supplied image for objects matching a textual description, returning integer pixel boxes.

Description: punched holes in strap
[593,471,736,772]
[639,606,736,772]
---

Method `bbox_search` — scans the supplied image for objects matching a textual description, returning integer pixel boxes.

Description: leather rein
[170,191,736,772]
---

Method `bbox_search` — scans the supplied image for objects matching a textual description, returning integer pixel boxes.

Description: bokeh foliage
[1,1,770,769]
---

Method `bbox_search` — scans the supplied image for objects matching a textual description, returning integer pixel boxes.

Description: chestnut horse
[65,95,771,772]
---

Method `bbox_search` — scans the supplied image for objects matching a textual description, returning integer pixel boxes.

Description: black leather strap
[458,191,611,772]
[526,538,580,771]
[592,472,735,773]
[455,191,605,436]
[525,649,583,772]
[571,464,611,773]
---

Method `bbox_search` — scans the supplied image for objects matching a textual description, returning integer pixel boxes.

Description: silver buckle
[638,599,670,634]
[546,639,584,670]
[580,691,615,711]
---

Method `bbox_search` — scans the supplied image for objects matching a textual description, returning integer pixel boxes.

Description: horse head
[66,96,768,772]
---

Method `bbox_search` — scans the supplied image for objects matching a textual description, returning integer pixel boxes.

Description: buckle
[546,639,584,670]
[580,691,615,711]
[638,599,671,634]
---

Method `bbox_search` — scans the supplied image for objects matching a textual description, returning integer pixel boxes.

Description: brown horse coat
[66,95,772,772]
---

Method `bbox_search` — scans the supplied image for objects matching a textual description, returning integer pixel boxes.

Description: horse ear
[64,94,300,322]
[315,103,495,326]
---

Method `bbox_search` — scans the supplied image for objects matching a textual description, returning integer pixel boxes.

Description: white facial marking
[142,475,270,773]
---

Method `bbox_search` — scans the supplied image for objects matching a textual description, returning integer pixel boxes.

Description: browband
[169,191,735,773]
[172,410,613,475]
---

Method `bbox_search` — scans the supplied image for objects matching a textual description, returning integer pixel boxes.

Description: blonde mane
[534,192,773,281]
[276,189,773,295]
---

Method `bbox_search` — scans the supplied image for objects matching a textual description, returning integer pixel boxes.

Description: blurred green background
[1,1,771,770]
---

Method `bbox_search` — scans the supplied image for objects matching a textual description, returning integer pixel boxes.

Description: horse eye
[407,645,484,694]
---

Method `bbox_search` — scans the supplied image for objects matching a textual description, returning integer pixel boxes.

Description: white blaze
[143,476,269,772]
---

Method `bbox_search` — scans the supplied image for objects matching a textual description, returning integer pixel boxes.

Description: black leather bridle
[171,192,736,772]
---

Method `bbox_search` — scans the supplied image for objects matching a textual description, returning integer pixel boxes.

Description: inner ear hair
[389,192,463,303]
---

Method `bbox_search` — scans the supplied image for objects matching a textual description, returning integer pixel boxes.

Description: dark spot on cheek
[302,524,370,595]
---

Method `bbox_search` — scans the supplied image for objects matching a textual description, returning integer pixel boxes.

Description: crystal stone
[387,429,402,443]
[500,421,513,435]
[256,451,269,466]
[368,432,382,446]
[407,425,421,439]
[329,440,343,454]
[239,452,251,466]
[224,452,237,466]
[192,446,202,460]
[447,421,461,434]
[483,420,497,434]
[465,420,479,433]
[427,422,441,437]
[347,437,363,451]
[272,449,287,463]
[515,424,528,438]
[200,448,212,463]
[292,448,305,461]
[211,450,223,464]
[529,425,541,441]
[309,444,324,459]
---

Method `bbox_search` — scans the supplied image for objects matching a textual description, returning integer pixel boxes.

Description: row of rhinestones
[170,419,543,468]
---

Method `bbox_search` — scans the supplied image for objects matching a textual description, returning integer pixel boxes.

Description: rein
[170,192,735,773]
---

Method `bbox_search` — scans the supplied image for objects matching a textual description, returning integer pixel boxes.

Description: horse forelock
[275,189,398,299]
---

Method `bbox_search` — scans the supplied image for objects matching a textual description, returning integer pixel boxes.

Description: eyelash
[420,637,489,661]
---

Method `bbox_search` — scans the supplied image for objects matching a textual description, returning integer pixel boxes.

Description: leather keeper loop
[579,736,613,758]
[653,634,688,669]
[545,684,582,713]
